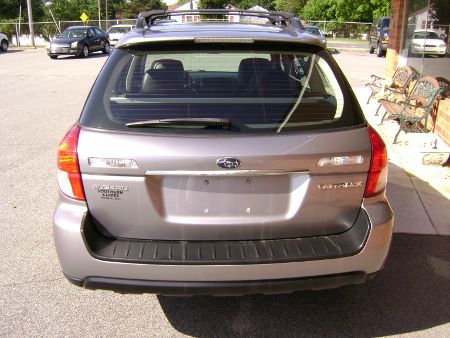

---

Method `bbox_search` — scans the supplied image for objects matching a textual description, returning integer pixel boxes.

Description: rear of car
[304,26,327,46]
[107,24,134,47]
[53,12,393,296]
[369,16,390,57]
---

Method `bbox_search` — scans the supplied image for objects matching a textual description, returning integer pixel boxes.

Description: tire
[369,40,375,54]
[49,55,58,59]
[81,45,89,58]
[377,43,383,57]
[102,42,110,54]
[438,54,445,58]
[0,39,8,52]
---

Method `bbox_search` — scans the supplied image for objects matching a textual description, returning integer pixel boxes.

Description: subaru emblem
[216,157,241,169]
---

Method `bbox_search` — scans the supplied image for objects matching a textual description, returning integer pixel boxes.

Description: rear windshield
[80,43,363,133]
[381,18,390,28]
[60,28,87,38]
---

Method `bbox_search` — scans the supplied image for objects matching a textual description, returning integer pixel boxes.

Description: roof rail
[135,9,302,30]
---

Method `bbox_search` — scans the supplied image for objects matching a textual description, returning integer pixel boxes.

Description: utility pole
[18,0,22,47]
[105,0,109,30]
[26,0,35,47]
[98,0,101,29]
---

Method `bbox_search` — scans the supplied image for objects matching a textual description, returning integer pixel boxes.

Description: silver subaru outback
[53,9,393,296]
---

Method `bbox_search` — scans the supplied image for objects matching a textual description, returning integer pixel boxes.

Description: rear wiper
[126,118,231,129]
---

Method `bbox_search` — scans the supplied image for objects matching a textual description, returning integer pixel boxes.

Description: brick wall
[434,99,450,147]
[385,0,407,77]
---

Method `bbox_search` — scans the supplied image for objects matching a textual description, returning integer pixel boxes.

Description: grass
[328,38,368,45]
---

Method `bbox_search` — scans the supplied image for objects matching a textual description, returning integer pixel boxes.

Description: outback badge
[216,157,241,169]
[318,181,363,190]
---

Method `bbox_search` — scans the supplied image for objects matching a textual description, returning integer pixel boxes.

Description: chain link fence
[1,18,376,47]
[0,19,137,47]
[303,20,372,40]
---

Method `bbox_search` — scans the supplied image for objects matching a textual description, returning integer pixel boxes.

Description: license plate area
[146,174,309,223]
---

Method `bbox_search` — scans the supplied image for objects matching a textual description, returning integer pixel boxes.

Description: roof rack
[135,9,302,30]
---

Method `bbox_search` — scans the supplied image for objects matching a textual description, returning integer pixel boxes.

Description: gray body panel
[53,193,393,283]
[78,127,371,240]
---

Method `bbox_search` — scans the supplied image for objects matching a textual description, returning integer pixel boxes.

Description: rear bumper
[53,194,393,295]
[68,272,373,296]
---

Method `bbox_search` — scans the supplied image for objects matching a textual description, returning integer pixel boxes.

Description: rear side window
[80,43,363,133]
[94,27,103,36]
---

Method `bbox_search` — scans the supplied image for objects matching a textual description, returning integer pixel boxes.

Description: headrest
[238,58,271,84]
[151,59,184,71]
[142,59,186,94]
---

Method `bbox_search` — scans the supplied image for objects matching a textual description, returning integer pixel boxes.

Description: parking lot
[1,48,449,337]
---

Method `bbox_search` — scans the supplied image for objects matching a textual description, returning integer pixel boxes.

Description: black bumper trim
[82,210,370,265]
[69,272,368,296]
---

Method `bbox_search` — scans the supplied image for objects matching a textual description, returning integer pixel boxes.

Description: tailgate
[78,127,371,240]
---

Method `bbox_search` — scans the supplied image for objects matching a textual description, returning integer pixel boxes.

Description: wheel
[369,40,374,54]
[377,43,383,57]
[0,39,8,52]
[49,55,58,59]
[438,54,445,58]
[102,42,110,54]
[81,45,89,58]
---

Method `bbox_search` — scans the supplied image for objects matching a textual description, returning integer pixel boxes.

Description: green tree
[0,0,45,22]
[118,0,167,18]
[303,0,390,22]
[47,0,99,22]
[198,0,227,9]
[302,0,336,21]
[431,0,450,24]
[335,0,373,22]
[371,0,390,20]
[274,0,307,16]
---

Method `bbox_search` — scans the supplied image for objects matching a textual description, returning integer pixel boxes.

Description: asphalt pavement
[0,48,449,337]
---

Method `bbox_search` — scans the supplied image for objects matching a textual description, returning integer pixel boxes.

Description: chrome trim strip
[145,169,309,176]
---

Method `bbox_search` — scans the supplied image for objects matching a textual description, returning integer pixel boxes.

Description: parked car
[303,25,327,46]
[107,24,134,47]
[53,9,393,296]
[410,30,447,57]
[0,32,8,52]
[368,16,390,57]
[47,26,110,59]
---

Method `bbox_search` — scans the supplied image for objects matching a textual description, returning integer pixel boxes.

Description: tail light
[364,126,388,198]
[57,124,85,200]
